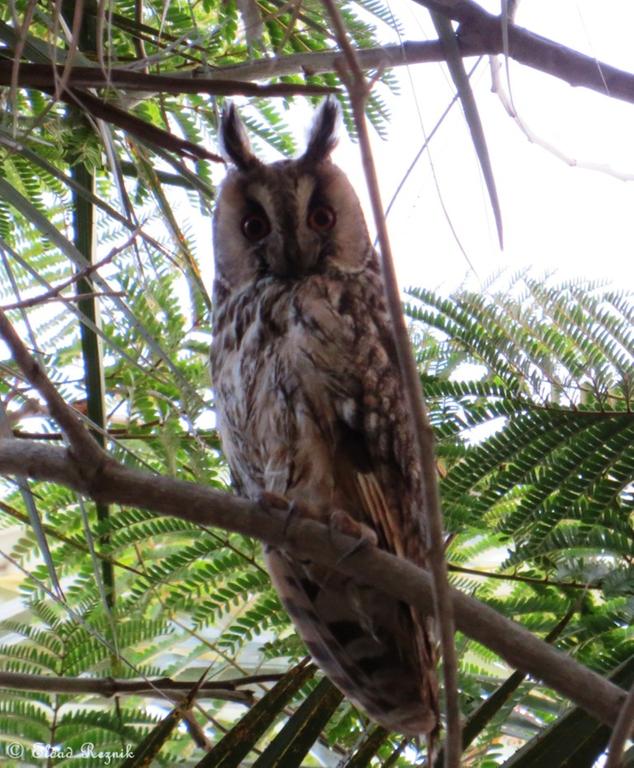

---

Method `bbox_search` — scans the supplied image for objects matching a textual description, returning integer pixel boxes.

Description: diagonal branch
[0,266,628,741]
[0,272,622,748]
[0,436,626,730]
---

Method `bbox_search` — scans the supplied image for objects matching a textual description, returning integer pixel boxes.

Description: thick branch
[0,437,626,729]
[206,22,634,108]
[450,5,634,105]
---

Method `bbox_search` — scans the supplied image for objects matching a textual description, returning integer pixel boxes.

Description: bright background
[302,0,634,293]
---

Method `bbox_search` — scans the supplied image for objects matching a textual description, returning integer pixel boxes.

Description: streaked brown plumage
[210,100,438,736]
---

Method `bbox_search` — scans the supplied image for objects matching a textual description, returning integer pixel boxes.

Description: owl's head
[213,100,372,295]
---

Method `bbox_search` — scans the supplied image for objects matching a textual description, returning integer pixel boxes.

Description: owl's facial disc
[239,171,336,279]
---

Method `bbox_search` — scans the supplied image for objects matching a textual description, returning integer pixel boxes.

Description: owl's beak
[265,233,319,278]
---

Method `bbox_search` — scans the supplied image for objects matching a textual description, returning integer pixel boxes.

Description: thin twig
[275,0,304,53]
[3,290,123,310]
[433,604,579,767]
[489,55,634,182]
[54,0,84,102]
[605,680,634,768]
[0,670,256,702]
[0,545,187,708]
[448,563,606,592]
[319,0,461,763]
[10,0,36,138]
[0,436,627,729]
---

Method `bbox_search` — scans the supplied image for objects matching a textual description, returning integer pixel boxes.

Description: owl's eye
[307,205,336,233]
[241,212,271,242]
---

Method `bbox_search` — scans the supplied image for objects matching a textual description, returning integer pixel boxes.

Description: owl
[210,100,438,737]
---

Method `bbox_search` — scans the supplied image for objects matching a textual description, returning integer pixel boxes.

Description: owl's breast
[211,276,357,503]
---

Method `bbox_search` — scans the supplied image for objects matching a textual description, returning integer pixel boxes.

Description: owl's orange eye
[307,205,336,232]
[241,213,271,242]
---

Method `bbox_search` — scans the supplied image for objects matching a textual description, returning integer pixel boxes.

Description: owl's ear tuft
[220,103,258,170]
[301,98,339,166]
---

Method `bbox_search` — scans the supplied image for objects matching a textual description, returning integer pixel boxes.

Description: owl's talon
[257,491,289,513]
[327,509,378,566]
[336,534,376,567]
[330,509,378,547]
[257,494,325,538]
[282,499,301,537]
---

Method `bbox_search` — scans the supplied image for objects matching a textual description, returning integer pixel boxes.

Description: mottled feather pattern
[211,101,438,736]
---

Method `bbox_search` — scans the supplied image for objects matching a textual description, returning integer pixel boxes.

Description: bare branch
[0,436,626,729]
[489,55,634,181]
[2,291,124,310]
[0,66,629,745]
[414,1,634,106]
[196,41,446,81]
[9,10,634,111]
[57,87,225,163]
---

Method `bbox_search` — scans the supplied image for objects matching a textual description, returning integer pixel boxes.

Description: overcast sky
[327,0,634,293]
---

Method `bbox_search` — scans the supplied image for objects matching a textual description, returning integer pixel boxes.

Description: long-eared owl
[210,100,438,737]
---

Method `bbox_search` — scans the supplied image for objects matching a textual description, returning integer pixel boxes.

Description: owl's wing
[333,313,428,569]
[330,279,439,726]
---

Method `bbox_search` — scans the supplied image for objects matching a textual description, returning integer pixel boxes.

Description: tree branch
[0,436,626,729]
[0,303,627,735]
[203,18,634,109]
[0,670,260,703]
[10,4,621,111]
[0,62,335,97]
[0,248,121,311]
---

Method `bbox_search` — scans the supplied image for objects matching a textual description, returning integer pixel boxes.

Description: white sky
[325,0,634,293]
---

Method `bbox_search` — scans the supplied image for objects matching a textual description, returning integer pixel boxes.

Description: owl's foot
[256,492,324,538]
[257,491,294,546]
[283,498,326,538]
[330,509,378,547]
[257,490,290,513]
[256,493,377,559]
[329,509,378,566]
